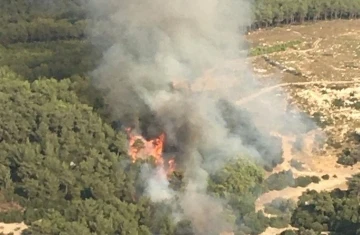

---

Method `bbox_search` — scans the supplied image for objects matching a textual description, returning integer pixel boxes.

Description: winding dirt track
[235,79,360,234]
[236,79,360,207]
[235,80,360,105]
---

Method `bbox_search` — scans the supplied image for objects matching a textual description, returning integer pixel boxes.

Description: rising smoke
[87,0,314,234]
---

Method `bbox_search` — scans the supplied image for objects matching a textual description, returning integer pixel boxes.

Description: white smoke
[87,0,315,234]
[141,165,175,202]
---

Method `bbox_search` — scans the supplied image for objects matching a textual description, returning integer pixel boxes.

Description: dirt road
[235,80,360,105]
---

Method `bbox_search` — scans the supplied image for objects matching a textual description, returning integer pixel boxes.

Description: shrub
[264,198,296,215]
[249,40,302,56]
[337,154,356,166]
[332,98,344,107]
[269,215,290,228]
[294,176,313,187]
[290,159,305,170]
[321,174,330,180]
[310,176,321,184]
[264,170,295,191]
[352,101,360,110]
[280,230,297,235]
[310,222,324,231]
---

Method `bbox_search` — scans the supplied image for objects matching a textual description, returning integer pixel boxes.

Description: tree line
[0,0,359,80]
[252,0,360,29]
[2,0,360,45]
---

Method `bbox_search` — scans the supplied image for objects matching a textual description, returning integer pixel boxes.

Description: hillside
[244,19,360,235]
[0,1,359,235]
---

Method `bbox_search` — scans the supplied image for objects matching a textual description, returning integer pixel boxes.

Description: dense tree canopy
[252,0,360,28]
[0,67,272,234]
[0,0,359,81]
[0,1,360,234]
[1,0,360,46]
[290,175,360,234]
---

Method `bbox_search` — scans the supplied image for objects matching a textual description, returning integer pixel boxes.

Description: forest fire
[126,128,175,175]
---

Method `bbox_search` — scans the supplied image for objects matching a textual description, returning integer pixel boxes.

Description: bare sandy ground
[0,222,28,235]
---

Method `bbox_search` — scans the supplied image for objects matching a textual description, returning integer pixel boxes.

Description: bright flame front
[126,128,175,175]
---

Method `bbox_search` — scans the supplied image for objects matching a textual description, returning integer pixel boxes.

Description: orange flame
[126,128,175,175]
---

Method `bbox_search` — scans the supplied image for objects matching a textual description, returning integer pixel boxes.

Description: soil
[0,222,28,235]
[1,19,360,235]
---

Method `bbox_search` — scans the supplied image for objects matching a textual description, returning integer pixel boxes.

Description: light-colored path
[236,80,360,105]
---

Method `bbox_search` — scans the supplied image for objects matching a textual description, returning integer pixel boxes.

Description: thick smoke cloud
[87,0,314,234]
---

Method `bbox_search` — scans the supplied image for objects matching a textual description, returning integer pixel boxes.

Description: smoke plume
[87,0,315,234]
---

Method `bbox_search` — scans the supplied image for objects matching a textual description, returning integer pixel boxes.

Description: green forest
[0,0,360,234]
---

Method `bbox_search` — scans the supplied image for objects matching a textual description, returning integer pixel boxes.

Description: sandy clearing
[0,222,28,235]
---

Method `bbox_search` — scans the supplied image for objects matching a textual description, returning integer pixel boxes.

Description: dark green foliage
[280,230,298,235]
[351,101,360,110]
[264,198,296,215]
[337,146,360,166]
[0,19,87,44]
[310,176,321,184]
[264,170,295,191]
[264,171,321,191]
[269,215,291,228]
[1,1,360,235]
[238,211,270,235]
[208,158,270,232]
[347,173,360,196]
[251,0,360,29]
[0,69,177,234]
[249,40,301,56]
[321,174,330,180]
[294,176,320,188]
[332,98,345,108]
[0,68,275,234]
[0,0,87,44]
[0,0,359,84]
[291,181,360,234]
[0,40,100,80]
[0,210,23,223]
[337,154,356,166]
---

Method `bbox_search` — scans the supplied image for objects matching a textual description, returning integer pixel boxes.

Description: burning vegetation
[126,128,176,176]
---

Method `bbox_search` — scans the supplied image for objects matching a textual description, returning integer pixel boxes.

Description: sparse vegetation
[332,98,345,108]
[337,147,360,166]
[311,112,331,128]
[249,40,302,56]
[0,1,360,235]
[290,159,305,171]
[321,174,330,180]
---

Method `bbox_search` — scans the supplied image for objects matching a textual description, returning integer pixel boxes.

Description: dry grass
[248,19,360,83]
[246,20,360,233]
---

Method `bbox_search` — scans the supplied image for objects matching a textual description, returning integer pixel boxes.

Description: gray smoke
[87,0,314,234]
